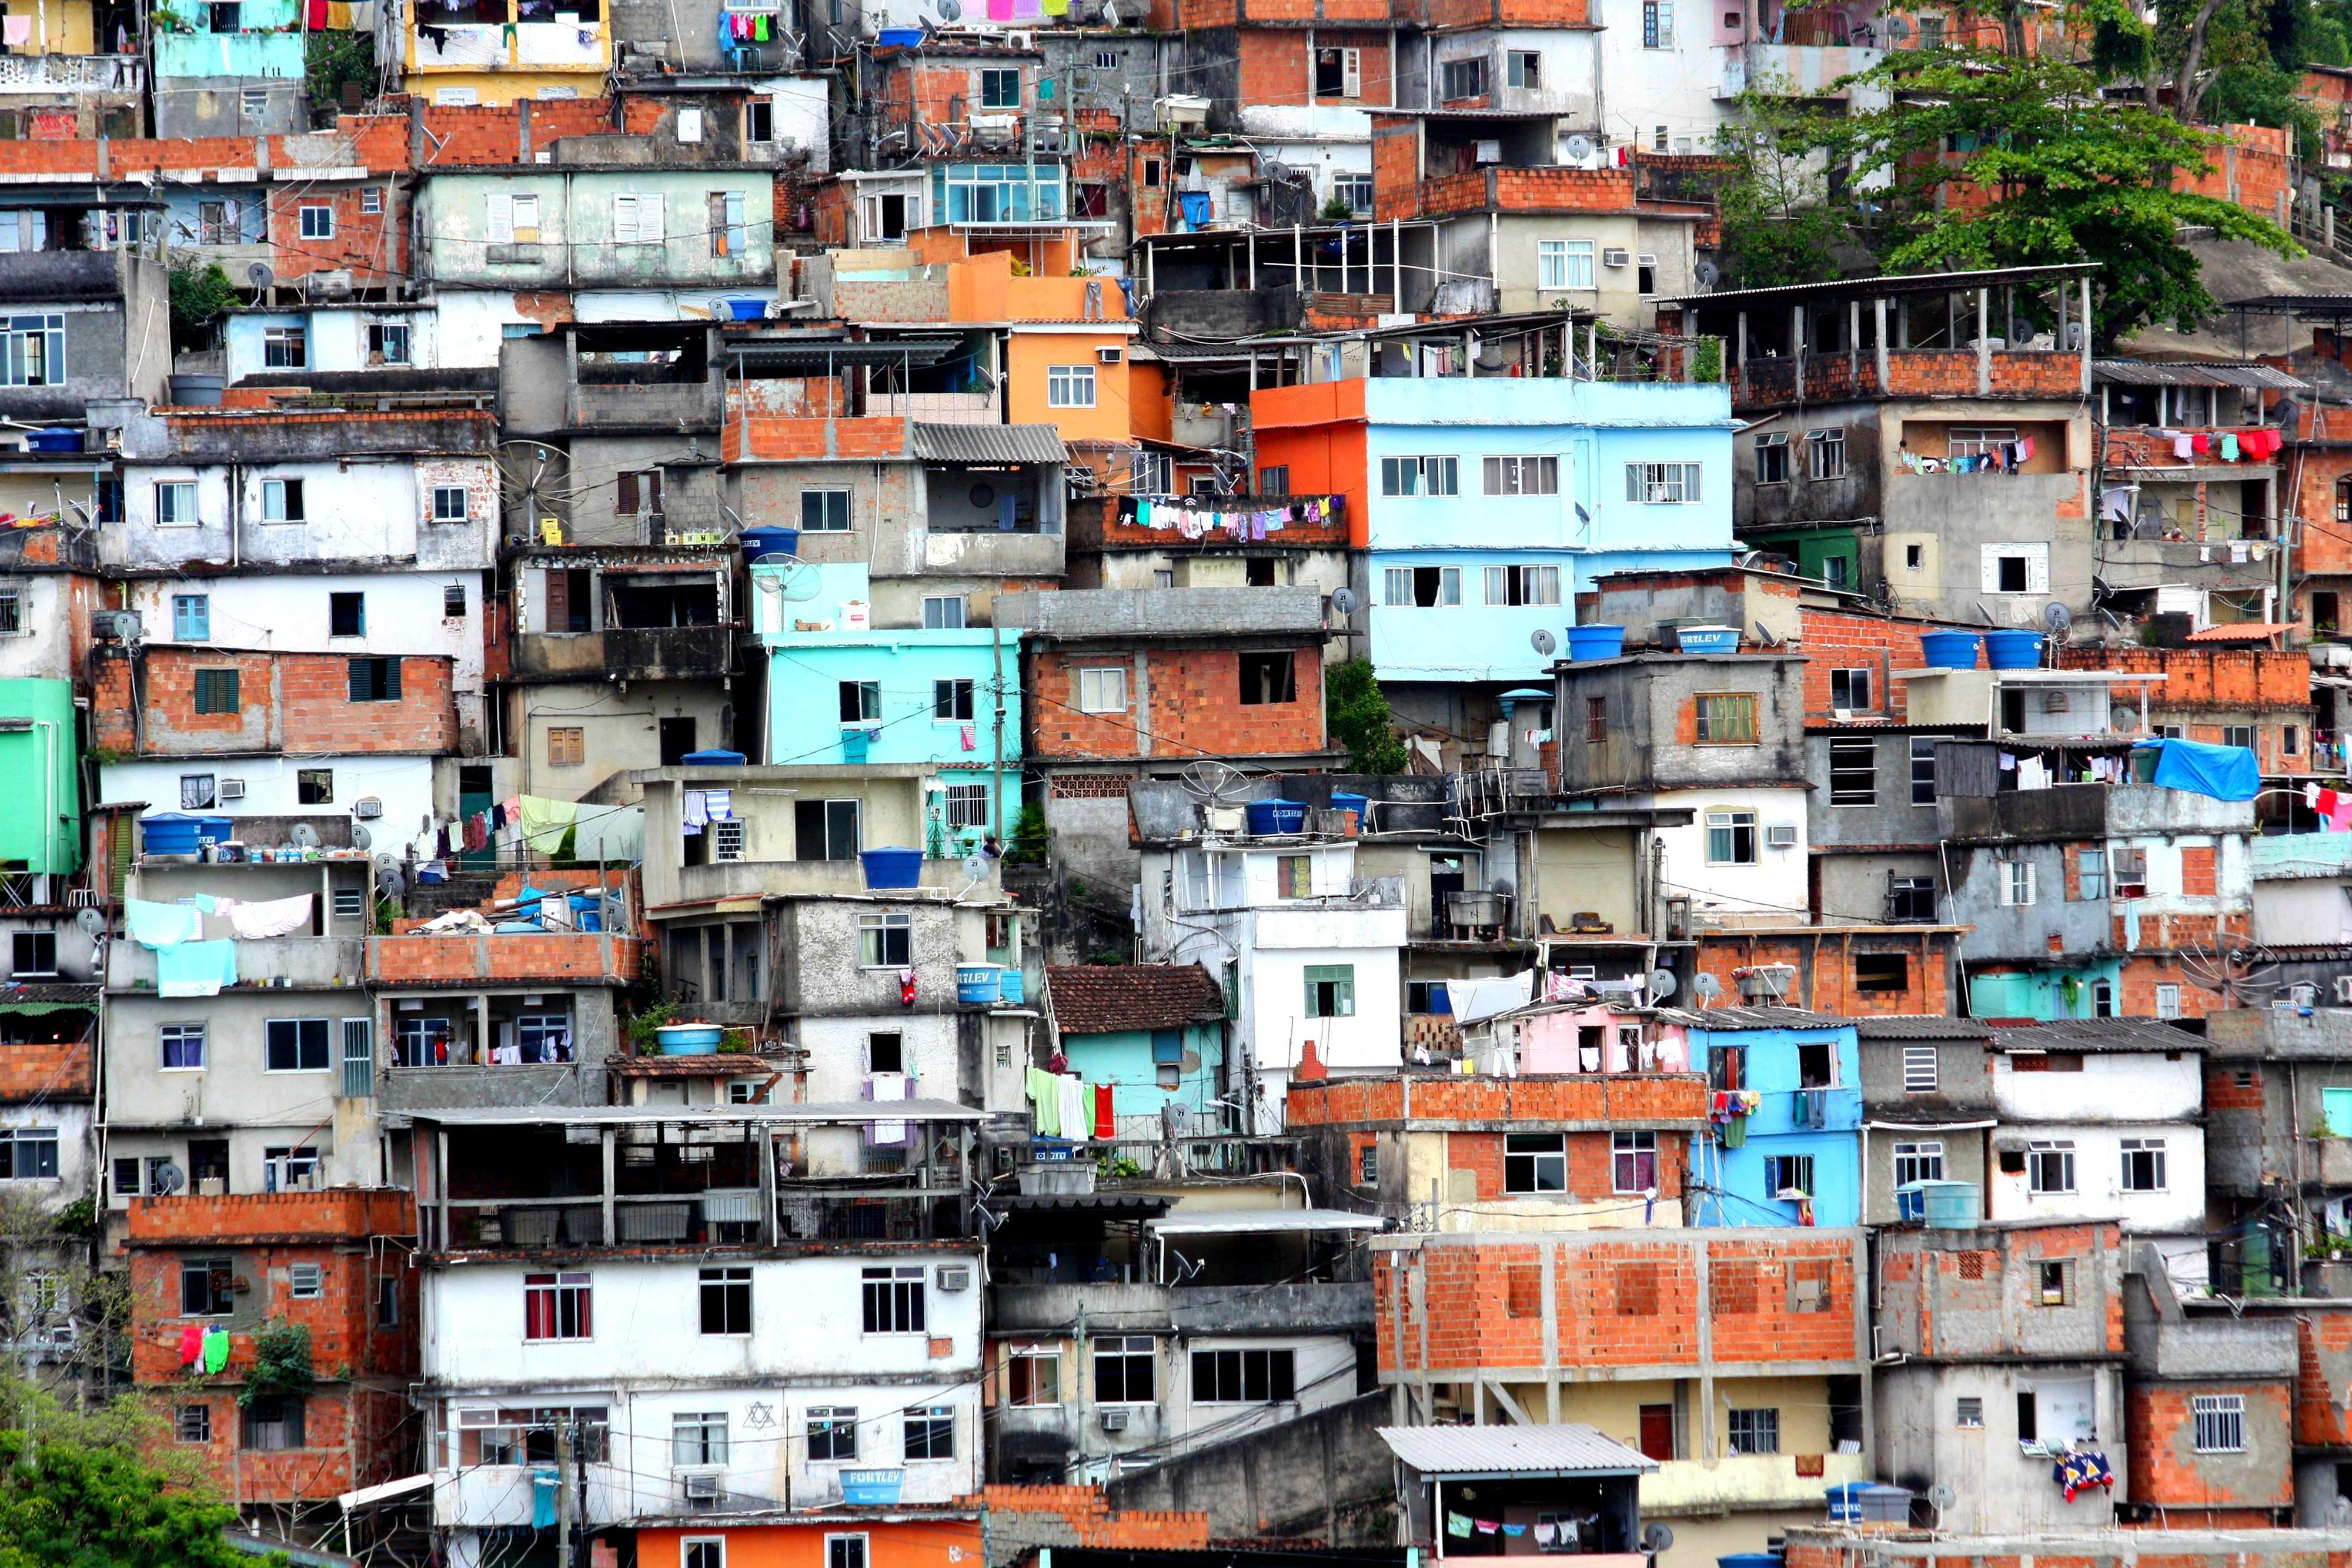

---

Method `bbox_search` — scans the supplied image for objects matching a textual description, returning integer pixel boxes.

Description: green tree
[1714,94,1845,288]
[1324,658,1409,775]
[1005,803,1050,865]
[166,262,239,354]
[304,29,375,121]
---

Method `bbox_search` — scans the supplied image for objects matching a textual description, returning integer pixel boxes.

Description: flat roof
[1148,1208,1387,1236]
[410,1099,988,1126]
[1661,262,2099,310]
[1379,1423,1658,1479]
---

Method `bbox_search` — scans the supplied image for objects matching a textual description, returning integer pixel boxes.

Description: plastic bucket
[861,847,924,888]
[1984,630,2046,669]
[1565,624,1626,661]
[1676,624,1741,653]
[1245,799,1307,834]
[1917,630,1982,670]
[957,964,1005,1004]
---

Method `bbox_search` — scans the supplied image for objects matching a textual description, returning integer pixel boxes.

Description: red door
[1638,1404,1675,1462]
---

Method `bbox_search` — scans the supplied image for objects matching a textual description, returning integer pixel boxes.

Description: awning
[910,422,1068,464]
[338,1472,433,1512]
[1148,1208,1386,1236]
[1378,1424,1659,1479]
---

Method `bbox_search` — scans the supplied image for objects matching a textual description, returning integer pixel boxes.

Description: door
[660,718,697,766]
[457,764,493,869]
[1638,1404,1675,1462]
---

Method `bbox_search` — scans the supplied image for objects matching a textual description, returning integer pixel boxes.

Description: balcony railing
[0,54,143,92]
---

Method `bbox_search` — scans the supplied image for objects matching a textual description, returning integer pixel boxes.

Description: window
[429,484,470,523]
[1240,652,1297,705]
[923,594,967,629]
[8,931,53,978]
[687,1542,726,1568]
[0,593,20,638]
[1077,666,1128,713]
[1482,564,1562,606]
[0,1128,58,1180]
[933,162,1066,223]
[1094,1335,1155,1402]
[1191,1348,1297,1403]
[1304,964,1354,1018]
[1507,48,1542,86]
[240,1396,305,1452]
[746,99,776,143]
[1955,1396,1983,1429]
[1314,45,1362,96]
[2027,1141,2076,1195]
[2,315,64,387]
[523,1271,591,1340]
[1384,566,1462,607]
[180,775,218,810]
[1586,697,1609,742]
[1538,239,1595,290]
[193,668,240,716]
[1910,737,1938,805]
[1998,858,2037,907]
[800,488,851,532]
[612,192,667,244]
[328,591,365,638]
[1727,1407,1779,1455]
[443,583,468,620]
[348,657,402,703]
[286,1262,323,1301]
[1829,737,1876,806]
[298,203,334,240]
[1829,668,1872,712]
[1855,952,1910,993]
[836,680,880,726]
[674,1411,729,1467]
[1753,431,1791,484]
[710,190,747,258]
[861,1263,926,1334]
[156,481,198,527]
[1889,875,1937,921]
[904,1405,956,1459]
[1902,1044,1939,1092]
[857,913,911,969]
[2193,1394,2246,1453]
[934,679,975,722]
[699,1266,750,1335]
[178,1405,212,1443]
[1277,854,1314,900]
[1484,456,1560,496]
[2223,724,2255,751]
[1440,56,1488,99]
[259,479,305,522]
[162,1023,207,1070]
[375,1278,399,1327]
[263,327,307,369]
[980,66,1021,107]
[173,594,211,641]
[2287,725,2303,755]
[1980,542,2050,595]
[1047,365,1097,408]
[182,1259,235,1316]
[1627,462,1703,503]
[796,799,862,861]
[2154,983,2182,1020]
[807,1407,858,1460]
[2037,1261,2072,1306]
[828,1538,868,1568]
[1379,456,1461,496]
[1694,694,1757,744]
[1612,1131,1658,1193]
[546,727,585,768]
[2065,846,2109,902]
[262,1145,318,1192]
[289,768,333,808]
[1808,427,1847,480]
[263,1018,330,1074]
[1358,1141,1380,1183]
[1705,809,1758,864]
[1505,1132,1567,1193]
[1008,1346,1062,1405]
[2120,1138,2167,1192]
[1332,173,1373,213]
[944,783,990,831]
[1893,1139,1945,1185]
[1765,1154,1816,1198]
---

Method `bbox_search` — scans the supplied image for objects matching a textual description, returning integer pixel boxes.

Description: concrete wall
[1104,1390,1394,1546]
[1874,1360,2127,1532]
[422,170,777,292]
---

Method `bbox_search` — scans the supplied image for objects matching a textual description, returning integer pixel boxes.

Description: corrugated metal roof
[910,422,1068,464]
[988,1193,1175,1214]
[2093,359,2308,391]
[1652,1005,1848,1031]
[1854,1015,1993,1041]
[1378,1425,1659,1477]
[1659,262,2097,310]
[1989,1018,2201,1054]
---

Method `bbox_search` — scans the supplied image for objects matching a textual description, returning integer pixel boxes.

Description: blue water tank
[1984,630,2046,669]
[861,847,924,889]
[1565,624,1626,660]
[1245,799,1307,834]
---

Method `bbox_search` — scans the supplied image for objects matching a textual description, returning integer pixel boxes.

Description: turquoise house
[1668,1007,1862,1229]
[1045,964,1228,1134]
[753,559,1021,845]
[0,680,82,875]
[1966,964,2127,1022]
[152,0,308,137]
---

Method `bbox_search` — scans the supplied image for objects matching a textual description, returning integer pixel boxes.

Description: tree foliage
[0,1377,266,1568]
[303,29,375,121]
[1714,96,1844,289]
[1324,658,1409,775]
[166,263,239,354]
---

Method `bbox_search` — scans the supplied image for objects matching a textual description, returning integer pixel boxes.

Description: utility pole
[554,1416,573,1565]
[574,1415,591,1567]
[991,620,1006,844]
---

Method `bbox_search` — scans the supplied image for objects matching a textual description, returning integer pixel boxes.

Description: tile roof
[1048,964,1224,1037]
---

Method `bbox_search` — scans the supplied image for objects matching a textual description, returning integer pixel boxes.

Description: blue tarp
[2135,738,2260,801]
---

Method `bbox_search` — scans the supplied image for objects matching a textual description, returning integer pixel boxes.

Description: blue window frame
[173,594,210,641]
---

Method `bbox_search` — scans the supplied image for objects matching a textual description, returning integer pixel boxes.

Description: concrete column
[1873,295,1890,392]
[2080,277,2093,393]
[1976,286,1991,395]
[1540,1238,1561,1422]
[600,1128,616,1245]
[1695,1235,1715,1459]
[1792,304,1805,400]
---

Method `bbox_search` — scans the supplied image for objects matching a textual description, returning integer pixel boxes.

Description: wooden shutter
[615,470,638,514]
[544,568,570,631]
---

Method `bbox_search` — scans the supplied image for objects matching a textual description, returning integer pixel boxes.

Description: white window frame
[288,1262,324,1300]
[1047,364,1097,408]
[612,192,667,245]
[261,477,303,522]
[299,203,334,240]
[2120,1136,2167,1192]
[1705,808,1758,865]
[431,484,470,523]
[1379,456,1460,497]
[1892,1139,1945,1185]
[156,482,199,527]
[1808,426,1847,479]
[1077,666,1128,713]
[1999,859,2037,907]
[1980,541,2051,595]
[1626,462,1703,504]
[1483,454,1559,496]
[2154,982,2182,1019]
[1538,238,1595,290]
[684,1539,727,1568]
[2026,1140,2076,1195]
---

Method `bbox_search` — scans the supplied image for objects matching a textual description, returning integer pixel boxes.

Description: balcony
[368,931,640,988]
[1638,1451,1869,1517]
[0,53,143,93]
[919,529,1065,577]
[568,374,723,434]
[108,937,365,993]
[674,854,981,907]
[508,625,737,683]
[409,18,608,71]
[1941,781,2254,844]
[2096,532,2274,593]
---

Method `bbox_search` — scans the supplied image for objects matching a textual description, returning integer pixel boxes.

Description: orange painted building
[635,1512,982,1568]
[1250,380,1373,548]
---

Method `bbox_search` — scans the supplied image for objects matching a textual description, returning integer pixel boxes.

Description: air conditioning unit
[1100,1407,1130,1432]
[680,1473,724,1507]
[1765,823,1799,849]
[936,1263,973,1291]
[217,778,248,801]
[1096,346,1124,364]
[353,797,383,820]
[2337,975,2352,1004]
[1603,248,1631,268]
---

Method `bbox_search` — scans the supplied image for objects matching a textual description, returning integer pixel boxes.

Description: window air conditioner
[936,1264,973,1291]
[353,797,383,820]
[681,1473,724,1506]
[1765,823,1799,849]
[1603,248,1631,268]
[2337,975,2352,1004]
[217,778,247,801]
[1096,346,1124,364]
[1100,1407,1130,1432]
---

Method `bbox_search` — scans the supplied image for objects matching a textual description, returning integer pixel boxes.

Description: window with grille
[1505,1132,1566,1193]
[709,820,747,862]
[1586,697,1608,741]
[1191,1348,1296,1403]
[861,1265,926,1333]
[1956,1396,1983,1427]
[937,783,988,830]
[1727,1407,1779,1455]
[1829,737,1876,805]
[1627,462,1702,503]
[1694,693,1756,743]
[177,1405,212,1443]
[2192,1394,2245,1452]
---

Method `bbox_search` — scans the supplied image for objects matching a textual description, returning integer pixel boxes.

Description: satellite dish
[1692,972,1723,1001]
[1694,258,1722,288]
[1162,1101,1194,1136]
[938,0,961,16]
[1927,1483,1956,1512]
[1646,968,1677,1001]
[374,852,399,870]
[962,853,990,882]
[1886,12,1910,38]
[288,823,320,848]
[2044,601,2073,634]
[1642,1525,1675,1556]
[1531,628,1558,657]
[376,867,406,898]
[1329,586,1361,614]
[76,907,106,936]
[151,1161,186,1195]
[246,261,275,290]
[1564,133,1595,162]
[349,824,372,851]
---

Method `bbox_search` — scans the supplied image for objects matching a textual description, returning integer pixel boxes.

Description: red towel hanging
[1093,1083,1115,1140]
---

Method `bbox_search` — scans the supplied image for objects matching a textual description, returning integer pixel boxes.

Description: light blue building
[1044,964,1228,1136]
[1254,375,1735,730]
[752,559,1021,846]
[152,0,308,137]
[1668,1007,1862,1229]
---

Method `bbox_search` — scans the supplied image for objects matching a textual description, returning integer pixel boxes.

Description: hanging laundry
[1057,1074,1088,1144]
[228,895,313,940]
[703,789,733,820]
[960,723,977,753]
[683,790,710,837]
[201,1323,230,1375]
[899,967,918,1007]
[2173,433,2194,460]
[158,940,239,998]
[2220,432,2241,462]
[517,795,577,851]
[2016,434,2034,463]
[179,1324,205,1367]
[126,899,202,950]
[1025,1066,1061,1136]
[1093,1082,1115,1140]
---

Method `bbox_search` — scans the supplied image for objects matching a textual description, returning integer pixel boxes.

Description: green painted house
[0,680,81,875]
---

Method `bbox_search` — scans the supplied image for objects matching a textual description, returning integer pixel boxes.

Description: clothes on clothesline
[228,894,312,941]
[1116,493,1336,538]
[158,940,239,998]
[126,898,201,950]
